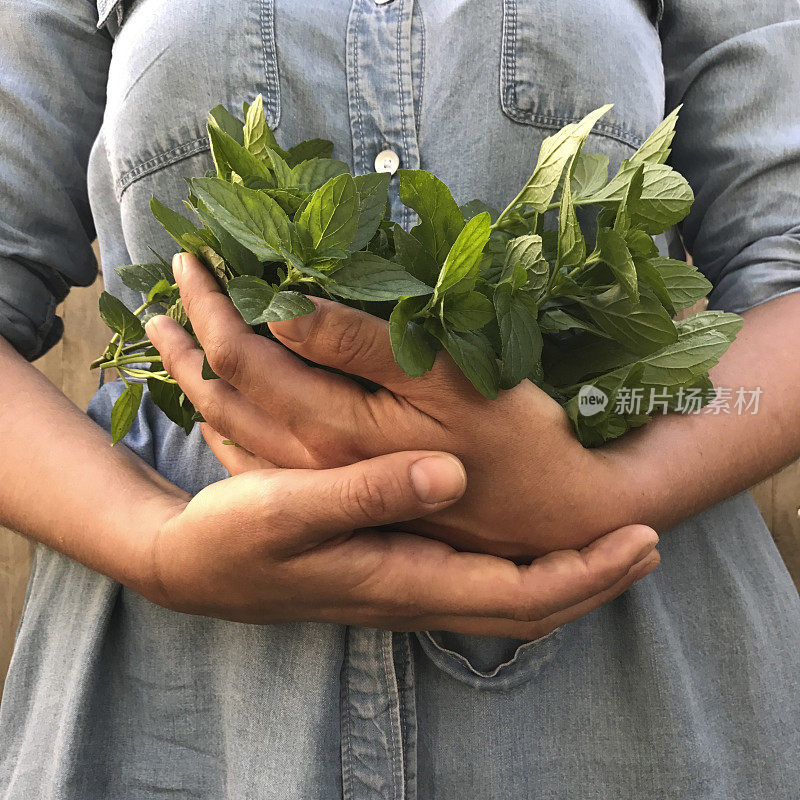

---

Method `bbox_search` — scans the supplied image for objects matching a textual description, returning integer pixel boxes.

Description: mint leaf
[285,138,334,167]
[650,257,712,311]
[393,224,439,285]
[630,106,681,166]
[435,212,492,295]
[115,262,173,294]
[350,172,391,251]
[597,227,638,302]
[227,275,276,323]
[507,104,612,213]
[190,177,292,261]
[99,292,144,342]
[556,165,586,269]
[430,323,500,399]
[227,276,315,324]
[209,104,244,146]
[110,383,143,445]
[207,122,273,183]
[243,94,280,159]
[150,197,207,255]
[290,158,350,192]
[297,173,359,256]
[390,296,438,377]
[442,290,494,331]
[570,152,609,200]
[502,234,549,296]
[147,378,195,435]
[578,285,677,355]
[494,283,543,389]
[675,310,743,343]
[398,169,465,264]
[328,252,432,301]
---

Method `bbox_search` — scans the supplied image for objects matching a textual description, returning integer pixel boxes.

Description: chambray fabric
[1,1,800,797]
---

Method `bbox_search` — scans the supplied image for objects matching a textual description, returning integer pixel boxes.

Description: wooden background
[1,273,799,687]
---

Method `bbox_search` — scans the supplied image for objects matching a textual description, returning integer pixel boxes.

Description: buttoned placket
[341,2,421,798]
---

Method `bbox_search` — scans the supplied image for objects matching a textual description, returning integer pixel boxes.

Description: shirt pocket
[98,0,280,203]
[500,0,665,149]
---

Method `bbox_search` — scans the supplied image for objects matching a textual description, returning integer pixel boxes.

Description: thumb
[277,450,467,545]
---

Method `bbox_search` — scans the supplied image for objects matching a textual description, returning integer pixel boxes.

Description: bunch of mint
[92,97,742,447]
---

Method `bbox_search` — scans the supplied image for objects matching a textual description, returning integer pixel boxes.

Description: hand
[137,446,659,639]
[147,253,636,560]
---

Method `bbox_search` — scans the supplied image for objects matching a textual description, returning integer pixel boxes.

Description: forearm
[0,335,189,588]
[598,291,800,531]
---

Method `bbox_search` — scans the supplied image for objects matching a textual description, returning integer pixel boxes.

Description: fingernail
[271,307,316,342]
[172,252,186,281]
[633,529,659,563]
[409,454,467,504]
[144,314,165,338]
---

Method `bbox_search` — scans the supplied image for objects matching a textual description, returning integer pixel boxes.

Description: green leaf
[297,173,359,256]
[190,177,292,261]
[285,138,335,167]
[227,275,276,323]
[435,212,492,295]
[393,225,439,285]
[267,291,317,322]
[150,197,207,255]
[494,283,543,389]
[110,383,143,445]
[227,276,316,324]
[208,104,244,146]
[613,162,644,236]
[639,329,732,387]
[243,94,280,159]
[675,310,743,343]
[398,169,465,264]
[597,227,638,302]
[389,296,438,377]
[147,378,195,435]
[263,147,294,187]
[328,251,432,301]
[442,290,495,331]
[578,285,677,355]
[430,323,500,399]
[503,234,549,296]
[460,199,500,223]
[570,152,609,199]
[350,172,391,251]
[591,162,693,234]
[538,307,609,338]
[99,292,145,342]
[115,262,173,294]
[207,122,273,183]
[633,255,674,315]
[201,354,220,380]
[556,167,586,269]
[630,106,681,166]
[147,278,174,303]
[650,257,712,311]
[290,158,350,192]
[194,204,263,277]
[511,104,612,213]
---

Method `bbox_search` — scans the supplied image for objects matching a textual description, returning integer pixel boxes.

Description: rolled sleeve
[0,0,111,359]
[660,2,800,314]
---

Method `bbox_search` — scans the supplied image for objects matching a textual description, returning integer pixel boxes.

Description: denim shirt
[2,1,800,798]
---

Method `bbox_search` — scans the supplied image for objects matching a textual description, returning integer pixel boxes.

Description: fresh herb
[93,98,741,447]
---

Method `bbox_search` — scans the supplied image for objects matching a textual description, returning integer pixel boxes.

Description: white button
[374,0,394,5]
[374,149,400,175]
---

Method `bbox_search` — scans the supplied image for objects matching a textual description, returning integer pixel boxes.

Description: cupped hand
[139,445,659,639]
[147,253,639,561]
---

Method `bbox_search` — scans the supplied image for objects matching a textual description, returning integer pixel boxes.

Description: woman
[1,1,799,798]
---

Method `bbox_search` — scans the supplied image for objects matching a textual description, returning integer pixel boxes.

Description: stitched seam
[396,1,413,231]
[504,106,644,149]
[341,631,355,800]
[349,4,365,174]
[381,633,403,800]
[115,135,210,200]
[417,4,425,135]
[260,0,281,128]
